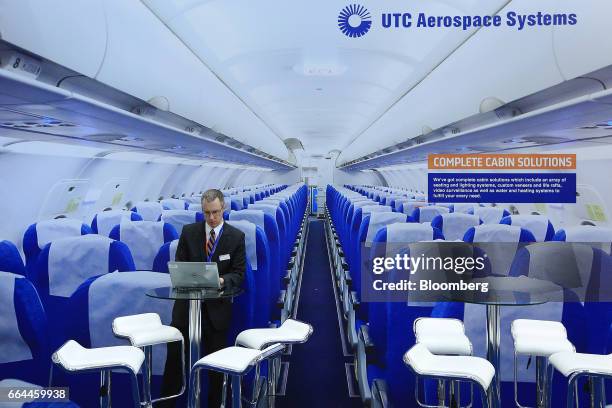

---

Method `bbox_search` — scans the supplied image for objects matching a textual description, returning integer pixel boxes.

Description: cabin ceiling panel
[142,0,510,157]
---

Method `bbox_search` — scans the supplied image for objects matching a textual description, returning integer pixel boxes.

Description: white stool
[511,319,575,408]
[235,319,313,406]
[112,313,185,407]
[414,317,473,407]
[549,351,612,408]
[404,343,495,408]
[189,343,285,408]
[52,340,144,408]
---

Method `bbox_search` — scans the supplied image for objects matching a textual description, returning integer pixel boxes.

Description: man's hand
[219,277,224,286]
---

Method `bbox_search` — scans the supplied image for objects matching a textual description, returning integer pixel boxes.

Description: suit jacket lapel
[211,226,230,262]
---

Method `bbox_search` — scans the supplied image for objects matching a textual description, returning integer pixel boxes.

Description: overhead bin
[553,0,612,81]
[0,0,289,161]
[339,0,573,165]
[0,0,107,78]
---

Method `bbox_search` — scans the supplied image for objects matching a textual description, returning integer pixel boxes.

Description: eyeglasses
[204,209,223,217]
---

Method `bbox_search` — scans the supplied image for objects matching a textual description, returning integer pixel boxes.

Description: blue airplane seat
[225,220,269,335]
[229,210,281,303]
[109,221,178,270]
[468,206,511,224]
[91,210,143,236]
[347,223,443,350]
[430,213,482,241]
[410,205,450,223]
[30,235,134,351]
[500,215,555,241]
[349,205,391,271]
[0,240,26,276]
[0,272,51,386]
[131,201,164,221]
[248,203,289,268]
[65,271,174,407]
[352,211,410,308]
[398,200,426,216]
[152,239,179,273]
[159,209,203,236]
[553,225,612,253]
[23,219,92,274]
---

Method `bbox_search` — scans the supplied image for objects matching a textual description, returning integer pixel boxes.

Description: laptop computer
[168,262,221,291]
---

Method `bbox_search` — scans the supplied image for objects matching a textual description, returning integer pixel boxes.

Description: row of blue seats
[326,184,612,407]
[0,183,308,407]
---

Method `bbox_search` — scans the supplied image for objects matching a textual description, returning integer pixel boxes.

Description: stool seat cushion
[235,319,312,349]
[53,340,144,374]
[549,351,612,377]
[514,336,574,357]
[414,318,472,356]
[404,343,495,390]
[194,346,265,375]
[113,313,183,347]
[511,319,568,338]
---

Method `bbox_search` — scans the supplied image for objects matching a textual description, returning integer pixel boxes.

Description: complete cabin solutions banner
[427,153,577,203]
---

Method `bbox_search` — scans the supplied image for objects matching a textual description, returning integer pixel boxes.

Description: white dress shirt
[205,221,224,245]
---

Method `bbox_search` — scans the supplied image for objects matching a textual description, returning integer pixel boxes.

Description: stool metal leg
[567,375,577,408]
[268,358,277,408]
[232,375,242,408]
[438,379,446,406]
[100,369,112,408]
[536,356,546,408]
[141,345,152,407]
[151,339,186,404]
[222,374,228,408]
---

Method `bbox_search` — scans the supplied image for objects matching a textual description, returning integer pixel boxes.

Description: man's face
[203,198,224,228]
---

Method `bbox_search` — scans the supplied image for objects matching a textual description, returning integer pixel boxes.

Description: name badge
[219,254,231,261]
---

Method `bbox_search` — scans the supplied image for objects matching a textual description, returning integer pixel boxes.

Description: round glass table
[146,287,244,408]
[446,276,562,408]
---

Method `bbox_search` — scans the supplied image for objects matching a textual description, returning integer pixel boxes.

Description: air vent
[0,119,76,128]
[520,136,570,144]
[466,145,502,152]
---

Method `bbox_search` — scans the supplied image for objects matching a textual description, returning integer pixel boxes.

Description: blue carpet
[278,220,361,408]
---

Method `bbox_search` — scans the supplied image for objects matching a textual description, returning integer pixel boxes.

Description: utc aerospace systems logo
[338,4,372,38]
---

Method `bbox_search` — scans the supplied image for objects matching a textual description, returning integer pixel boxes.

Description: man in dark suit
[160,189,246,407]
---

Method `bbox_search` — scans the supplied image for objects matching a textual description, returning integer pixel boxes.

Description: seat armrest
[371,379,390,408]
[283,269,292,285]
[343,265,352,287]
[350,291,359,310]
[359,325,375,356]
[277,290,286,309]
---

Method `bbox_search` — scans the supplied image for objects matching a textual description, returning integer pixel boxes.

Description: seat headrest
[160,210,199,235]
[366,212,407,242]
[229,210,265,231]
[119,221,165,270]
[431,213,481,241]
[95,210,139,236]
[35,218,84,248]
[386,223,437,243]
[160,199,186,210]
[361,205,392,216]
[473,207,509,224]
[133,202,163,221]
[48,235,113,297]
[502,215,553,241]
[228,220,258,270]
[470,224,523,242]
[413,206,450,223]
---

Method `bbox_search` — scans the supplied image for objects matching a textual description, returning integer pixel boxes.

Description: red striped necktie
[206,228,216,257]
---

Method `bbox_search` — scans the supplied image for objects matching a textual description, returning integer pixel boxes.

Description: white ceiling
[142,0,510,156]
